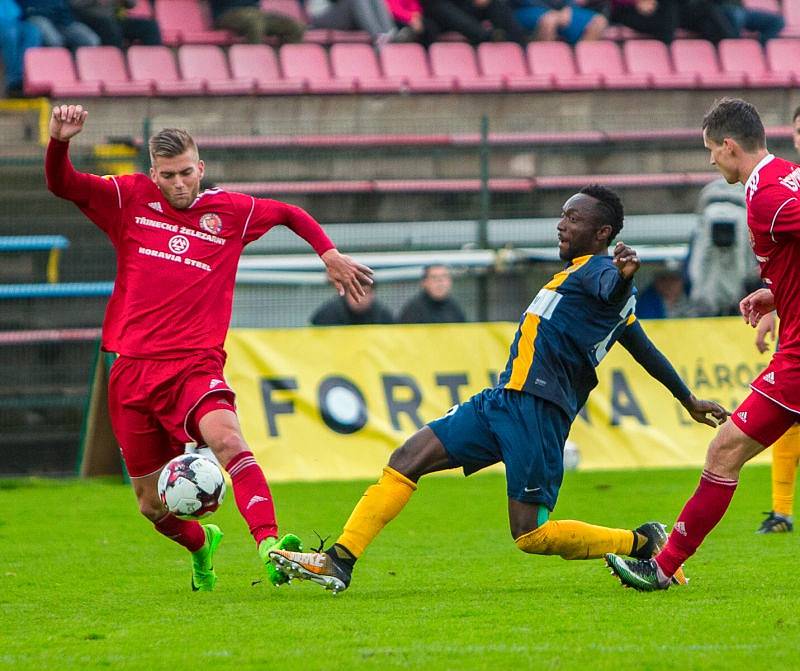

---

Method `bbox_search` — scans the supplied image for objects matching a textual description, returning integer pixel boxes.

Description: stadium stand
[526,42,601,91]
[377,43,453,93]
[622,40,697,89]
[127,45,205,94]
[717,38,793,88]
[765,37,800,83]
[75,46,153,96]
[154,0,235,45]
[279,43,356,93]
[0,235,69,283]
[23,47,101,97]
[177,44,255,94]
[329,43,404,93]
[228,43,305,93]
[428,43,504,93]
[476,43,551,92]
[574,41,650,90]
[670,39,747,88]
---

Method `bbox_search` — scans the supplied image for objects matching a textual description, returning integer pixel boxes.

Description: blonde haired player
[45,104,373,591]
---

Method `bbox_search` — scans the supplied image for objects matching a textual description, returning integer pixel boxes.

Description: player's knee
[706,424,753,475]
[138,495,166,521]
[209,431,247,467]
[387,443,420,481]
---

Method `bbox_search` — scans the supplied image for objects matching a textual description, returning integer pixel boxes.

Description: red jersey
[746,154,800,356]
[45,139,334,358]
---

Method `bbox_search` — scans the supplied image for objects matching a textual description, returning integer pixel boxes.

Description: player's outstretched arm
[322,248,374,300]
[740,287,776,328]
[618,320,729,428]
[754,310,777,354]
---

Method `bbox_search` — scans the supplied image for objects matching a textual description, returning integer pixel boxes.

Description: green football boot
[191,524,223,592]
[258,533,303,586]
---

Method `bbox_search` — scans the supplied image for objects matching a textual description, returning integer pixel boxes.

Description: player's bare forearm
[322,248,374,300]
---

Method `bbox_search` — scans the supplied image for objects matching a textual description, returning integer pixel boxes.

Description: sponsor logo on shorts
[763,371,775,385]
[199,213,223,235]
[674,521,687,536]
[147,201,163,212]
[168,234,190,255]
[737,411,748,423]
[523,486,541,493]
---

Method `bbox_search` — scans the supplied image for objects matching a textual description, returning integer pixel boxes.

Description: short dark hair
[793,105,800,124]
[702,98,766,152]
[148,128,198,163]
[579,184,624,244]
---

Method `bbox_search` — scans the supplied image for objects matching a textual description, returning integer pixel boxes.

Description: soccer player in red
[45,104,373,591]
[606,97,800,590]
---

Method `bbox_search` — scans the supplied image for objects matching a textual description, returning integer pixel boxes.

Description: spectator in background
[793,104,800,155]
[677,0,735,44]
[20,0,100,49]
[718,0,784,45]
[311,283,394,326]
[420,0,529,46]
[636,267,690,319]
[306,0,398,43]
[210,0,304,45]
[601,0,679,43]
[386,0,440,44]
[398,265,467,323]
[69,0,161,47]
[0,0,42,94]
[513,0,607,43]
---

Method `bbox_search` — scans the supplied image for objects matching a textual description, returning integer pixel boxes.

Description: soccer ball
[158,453,226,519]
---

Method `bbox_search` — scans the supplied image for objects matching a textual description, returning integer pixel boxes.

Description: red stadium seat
[670,39,746,87]
[127,45,204,94]
[154,0,235,45]
[575,41,650,89]
[23,47,101,96]
[76,46,152,95]
[766,38,800,84]
[718,38,792,87]
[743,0,779,10]
[329,44,403,93]
[429,43,503,92]
[378,43,453,92]
[280,43,355,93]
[622,40,697,89]
[477,42,552,91]
[782,0,800,36]
[228,44,305,93]
[526,42,599,90]
[178,45,254,94]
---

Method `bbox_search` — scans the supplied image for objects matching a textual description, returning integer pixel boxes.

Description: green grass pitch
[2,466,799,670]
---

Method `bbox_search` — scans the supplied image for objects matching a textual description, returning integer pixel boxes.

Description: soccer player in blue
[269,185,729,593]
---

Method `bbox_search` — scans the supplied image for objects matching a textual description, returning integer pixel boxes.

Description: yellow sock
[514,520,635,560]
[336,466,417,558]
[772,425,800,517]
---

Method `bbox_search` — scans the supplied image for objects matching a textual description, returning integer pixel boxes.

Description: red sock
[226,451,279,545]
[656,469,738,577]
[154,512,206,553]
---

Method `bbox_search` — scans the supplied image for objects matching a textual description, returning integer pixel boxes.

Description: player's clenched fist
[612,240,640,280]
[50,104,88,142]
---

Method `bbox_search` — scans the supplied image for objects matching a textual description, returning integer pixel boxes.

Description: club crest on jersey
[199,213,223,235]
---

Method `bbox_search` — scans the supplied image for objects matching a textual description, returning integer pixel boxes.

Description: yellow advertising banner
[224,318,772,482]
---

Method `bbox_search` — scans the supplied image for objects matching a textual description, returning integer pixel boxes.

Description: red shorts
[108,348,236,478]
[731,353,800,446]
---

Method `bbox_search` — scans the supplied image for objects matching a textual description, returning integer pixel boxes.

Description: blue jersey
[498,254,637,418]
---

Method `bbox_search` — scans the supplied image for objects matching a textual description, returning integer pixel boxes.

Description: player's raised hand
[321,248,374,300]
[754,310,777,354]
[612,241,640,280]
[739,287,775,328]
[681,394,730,428]
[50,104,88,141]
